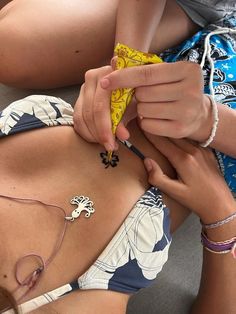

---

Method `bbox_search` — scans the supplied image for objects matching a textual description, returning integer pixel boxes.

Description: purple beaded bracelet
[201,231,236,258]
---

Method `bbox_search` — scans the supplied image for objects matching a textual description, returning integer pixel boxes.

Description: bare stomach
[0,121,187,304]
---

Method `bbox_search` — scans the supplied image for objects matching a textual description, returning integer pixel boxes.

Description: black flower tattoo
[100,151,119,168]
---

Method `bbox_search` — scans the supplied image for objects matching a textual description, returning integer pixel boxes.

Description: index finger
[100,61,189,90]
[93,84,115,149]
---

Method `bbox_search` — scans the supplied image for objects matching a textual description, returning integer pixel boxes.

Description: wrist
[200,205,236,241]
[205,220,236,242]
[200,204,236,223]
[201,229,236,258]
[190,94,213,143]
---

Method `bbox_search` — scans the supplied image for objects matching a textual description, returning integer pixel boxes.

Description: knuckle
[98,130,110,143]
[103,65,112,72]
[191,147,201,159]
[182,61,201,77]
[190,62,202,74]
[183,62,203,83]
[181,60,196,71]
[137,102,143,116]
[178,61,191,72]
[94,101,105,114]
[182,153,195,166]
[99,65,113,78]
[84,69,96,81]
[135,87,145,102]
[85,66,112,83]
[140,65,154,83]
[173,122,187,138]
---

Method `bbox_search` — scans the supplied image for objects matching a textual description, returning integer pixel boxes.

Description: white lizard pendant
[65,196,95,221]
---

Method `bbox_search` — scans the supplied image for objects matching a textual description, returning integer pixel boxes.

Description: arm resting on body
[143,135,236,314]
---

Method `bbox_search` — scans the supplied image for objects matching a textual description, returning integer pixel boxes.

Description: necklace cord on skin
[0,194,68,305]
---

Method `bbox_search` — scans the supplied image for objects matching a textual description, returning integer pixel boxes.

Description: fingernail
[104,142,114,152]
[144,158,153,172]
[100,78,110,89]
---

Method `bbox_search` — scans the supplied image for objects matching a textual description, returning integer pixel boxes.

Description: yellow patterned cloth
[110,43,162,134]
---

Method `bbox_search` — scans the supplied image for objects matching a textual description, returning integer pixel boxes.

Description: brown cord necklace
[0,193,95,308]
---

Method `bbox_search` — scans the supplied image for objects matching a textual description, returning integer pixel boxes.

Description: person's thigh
[0,0,199,89]
[0,0,12,10]
[28,289,130,314]
[0,0,119,88]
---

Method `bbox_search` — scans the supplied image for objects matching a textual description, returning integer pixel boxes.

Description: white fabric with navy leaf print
[0,95,171,314]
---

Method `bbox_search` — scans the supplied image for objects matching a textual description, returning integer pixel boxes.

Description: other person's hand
[143,134,236,224]
[100,61,213,142]
[73,65,115,151]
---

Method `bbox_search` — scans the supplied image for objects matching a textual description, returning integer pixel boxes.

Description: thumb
[144,158,185,201]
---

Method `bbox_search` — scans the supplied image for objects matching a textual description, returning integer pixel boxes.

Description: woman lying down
[0,95,235,314]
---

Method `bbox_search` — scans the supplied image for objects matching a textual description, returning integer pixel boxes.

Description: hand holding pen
[73,44,162,155]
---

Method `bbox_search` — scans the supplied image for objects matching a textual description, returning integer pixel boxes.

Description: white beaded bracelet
[200,94,219,148]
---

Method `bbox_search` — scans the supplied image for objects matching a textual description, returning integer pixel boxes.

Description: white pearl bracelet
[200,94,219,148]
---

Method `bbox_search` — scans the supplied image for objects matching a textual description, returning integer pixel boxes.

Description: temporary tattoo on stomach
[100,151,119,168]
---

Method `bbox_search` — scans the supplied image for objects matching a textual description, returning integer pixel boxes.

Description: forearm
[142,129,236,313]
[115,0,166,52]
[191,217,236,314]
